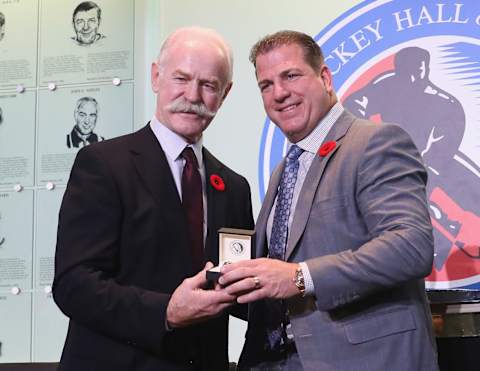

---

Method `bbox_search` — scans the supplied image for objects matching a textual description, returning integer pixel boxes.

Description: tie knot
[182,147,199,168]
[286,145,303,162]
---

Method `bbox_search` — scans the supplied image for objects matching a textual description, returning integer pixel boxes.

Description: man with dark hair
[71,1,104,46]
[220,30,438,370]
[0,12,5,42]
[54,26,253,371]
[67,96,104,148]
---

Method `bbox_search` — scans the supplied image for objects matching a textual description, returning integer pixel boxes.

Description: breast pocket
[310,195,349,218]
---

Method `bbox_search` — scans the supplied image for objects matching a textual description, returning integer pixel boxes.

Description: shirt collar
[294,102,344,154]
[150,116,204,166]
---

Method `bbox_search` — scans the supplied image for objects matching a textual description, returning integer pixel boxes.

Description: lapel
[285,110,357,260]
[129,124,185,223]
[255,162,283,258]
[203,147,228,262]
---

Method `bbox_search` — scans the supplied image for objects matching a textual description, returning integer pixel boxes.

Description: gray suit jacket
[240,111,438,371]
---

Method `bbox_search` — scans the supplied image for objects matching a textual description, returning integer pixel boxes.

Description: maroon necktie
[181,147,204,272]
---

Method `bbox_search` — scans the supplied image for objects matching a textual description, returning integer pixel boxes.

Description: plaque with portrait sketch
[0,0,38,89]
[36,82,134,185]
[0,190,33,362]
[32,188,68,362]
[0,91,36,187]
[0,190,34,290]
[39,0,134,86]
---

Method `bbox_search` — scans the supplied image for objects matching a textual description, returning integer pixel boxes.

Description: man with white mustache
[54,26,254,371]
[167,97,216,119]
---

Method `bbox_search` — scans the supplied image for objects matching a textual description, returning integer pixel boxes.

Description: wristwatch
[293,266,306,297]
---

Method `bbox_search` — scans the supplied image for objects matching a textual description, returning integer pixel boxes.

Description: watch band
[294,266,306,297]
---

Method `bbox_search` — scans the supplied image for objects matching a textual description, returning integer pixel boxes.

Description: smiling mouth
[279,103,299,112]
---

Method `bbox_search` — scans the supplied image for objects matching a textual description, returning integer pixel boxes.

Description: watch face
[230,240,244,256]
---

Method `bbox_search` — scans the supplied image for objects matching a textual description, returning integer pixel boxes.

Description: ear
[151,62,161,93]
[221,81,233,103]
[320,65,334,94]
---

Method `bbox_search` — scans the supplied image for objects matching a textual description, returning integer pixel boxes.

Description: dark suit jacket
[240,111,438,371]
[53,124,254,371]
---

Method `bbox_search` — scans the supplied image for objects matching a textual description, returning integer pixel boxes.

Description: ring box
[206,228,255,281]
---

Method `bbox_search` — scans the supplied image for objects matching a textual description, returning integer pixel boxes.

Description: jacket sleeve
[306,124,434,311]
[53,146,170,354]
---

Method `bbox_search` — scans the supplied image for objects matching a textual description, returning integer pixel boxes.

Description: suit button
[188,359,194,365]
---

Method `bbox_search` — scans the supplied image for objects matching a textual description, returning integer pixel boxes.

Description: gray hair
[75,96,98,112]
[156,26,234,83]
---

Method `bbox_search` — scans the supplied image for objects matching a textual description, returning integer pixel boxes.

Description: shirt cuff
[299,262,315,296]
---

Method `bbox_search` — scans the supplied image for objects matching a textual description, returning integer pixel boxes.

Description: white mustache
[167,98,216,118]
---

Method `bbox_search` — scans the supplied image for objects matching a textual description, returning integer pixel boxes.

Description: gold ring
[253,276,260,289]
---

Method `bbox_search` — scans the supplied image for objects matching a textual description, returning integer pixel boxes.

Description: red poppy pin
[318,141,337,157]
[210,174,225,191]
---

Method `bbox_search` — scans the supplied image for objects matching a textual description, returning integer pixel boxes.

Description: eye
[259,82,271,93]
[173,76,186,82]
[287,72,299,80]
[204,83,218,92]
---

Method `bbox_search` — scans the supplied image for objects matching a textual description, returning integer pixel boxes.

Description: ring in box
[206,228,255,281]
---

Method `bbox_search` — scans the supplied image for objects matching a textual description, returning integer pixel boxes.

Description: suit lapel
[285,111,356,260]
[129,124,185,221]
[203,148,227,262]
[255,161,283,258]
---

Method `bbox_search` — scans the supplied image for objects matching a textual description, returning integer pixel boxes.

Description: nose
[184,81,202,103]
[82,22,89,31]
[273,81,290,102]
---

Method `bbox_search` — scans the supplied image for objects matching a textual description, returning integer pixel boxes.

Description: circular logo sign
[258,0,480,289]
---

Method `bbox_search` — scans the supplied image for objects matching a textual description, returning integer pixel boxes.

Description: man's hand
[166,262,236,328]
[218,258,299,303]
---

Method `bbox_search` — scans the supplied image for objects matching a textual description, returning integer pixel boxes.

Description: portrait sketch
[67,96,104,148]
[71,1,105,46]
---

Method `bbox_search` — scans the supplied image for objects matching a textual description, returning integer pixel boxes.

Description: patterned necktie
[267,144,303,349]
[181,147,204,272]
[270,144,304,260]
